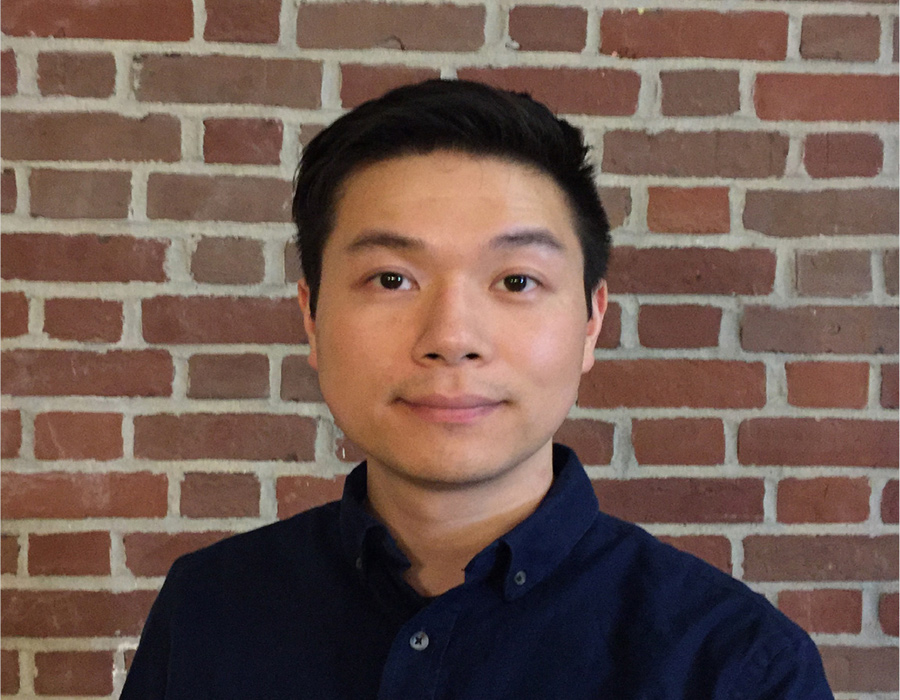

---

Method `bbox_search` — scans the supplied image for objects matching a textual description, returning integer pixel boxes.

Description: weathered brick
[1,349,173,397]
[2,535,19,574]
[804,133,883,178]
[819,646,899,692]
[34,412,122,461]
[44,298,123,342]
[881,480,898,523]
[204,118,282,165]
[181,472,260,517]
[34,651,114,696]
[30,169,130,219]
[277,475,345,519]
[777,477,870,523]
[660,70,739,117]
[743,535,897,581]
[881,364,899,409]
[755,74,898,121]
[298,122,326,148]
[0,650,17,695]
[134,414,316,461]
[579,360,765,409]
[880,592,898,636]
[509,6,587,52]
[1,589,156,636]
[1,168,16,213]
[595,301,621,349]
[1,112,180,161]
[340,65,442,109]
[632,419,725,465]
[281,355,324,402]
[1,233,168,282]
[592,478,763,523]
[607,247,775,295]
[1,472,167,519]
[1,291,28,338]
[741,306,898,354]
[135,55,321,108]
[739,418,897,468]
[335,436,366,463]
[37,51,115,96]
[124,531,231,576]
[553,419,614,466]
[2,0,192,39]
[143,296,304,344]
[298,3,484,51]
[284,239,303,284]
[795,250,871,298]
[786,362,868,409]
[457,67,641,116]
[1,50,17,96]
[778,589,862,634]
[147,174,291,222]
[205,0,280,43]
[191,237,265,284]
[657,536,731,574]
[638,304,721,349]
[598,187,630,230]
[28,531,110,575]
[647,187,730,234]
[1,411,21,459]
[600,10,787,59]
[188,354,269,399]
[884,249,899,295]
[744,189,898,237]
[801,15,880,61]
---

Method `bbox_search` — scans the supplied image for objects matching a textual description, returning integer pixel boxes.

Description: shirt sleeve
[731,633,835,700]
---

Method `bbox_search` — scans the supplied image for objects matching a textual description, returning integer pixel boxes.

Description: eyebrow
[344,228,566,255]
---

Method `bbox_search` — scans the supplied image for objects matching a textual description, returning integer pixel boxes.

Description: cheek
[511,316,588,386]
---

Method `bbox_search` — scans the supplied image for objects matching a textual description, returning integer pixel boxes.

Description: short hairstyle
[293,79,610,318]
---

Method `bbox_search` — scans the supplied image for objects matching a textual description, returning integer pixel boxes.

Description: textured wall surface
[1,0,898,697]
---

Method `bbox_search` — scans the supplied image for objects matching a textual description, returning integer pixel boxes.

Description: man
[122,80,833,698]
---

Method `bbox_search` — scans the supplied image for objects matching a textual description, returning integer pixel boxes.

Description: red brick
[2,0,192,39]
[1,589,156,636]
[298,3,484,50]
[1,411,21,459]
[607,247,775,295]
[755,74,898,122]
[739,418,897,468]
[553,419,614,466]
[638,305,722,349]
[281,355,324,402]
[884,249,899,295]
[284,239,303,284]
[600,10,787,59]
[124,531,231,576]
[1,535,19,574]
[744,189,898,237]
[593,478,763,523]
[744,535,897,581]
[37,51,115,96]
[203,118,282,165]
[147,173,291,222]
[1,233,168,282]
[778,589,862,634]
[741,305,898,354]
[28,531,110,575]
[298,122,326,148]
[277,475,345,518]
[1,472,167,519]
[795,250,871,297]
[44,298,122,342]
[34,651,113,696]
[660,70,739,117]
[1,112,180,161]
[509,6,587,52]
[181,472,260,518]
[882,364,898,409]
[880,592,898,636]
[882,481,898,523]
[657,536,731,574]
[579,360,765,409]
[134,414,316,461]
[804,133,883,178]
[603,130,788,177]
[647,187,730,234]
[335,436,366,463]
[136,55,321,108]
[29,169,130,219]
[34,412,123,461]
[595,301,621,349]
[819,646,899,693]
[598,187,630,230]
[801,15,880,61]
[778,477,870,523]
[191,236,265,283]
[340,65,442,109]
[632,419,725,465]
[786,361,869,408]
[457,67,640,117]
[1,291,28,338]
[1,168,16,213]
[205,0,280,43]
[1,49,16,96]
[1,650,17,694]
[1,349,173,397]
[188,354,269,399]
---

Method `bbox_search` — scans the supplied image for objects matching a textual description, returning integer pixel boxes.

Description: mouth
[397,394,505,424]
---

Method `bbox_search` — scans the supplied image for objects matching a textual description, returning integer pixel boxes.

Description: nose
[412,282,490,366]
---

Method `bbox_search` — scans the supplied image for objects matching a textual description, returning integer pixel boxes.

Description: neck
[365,444,554,598]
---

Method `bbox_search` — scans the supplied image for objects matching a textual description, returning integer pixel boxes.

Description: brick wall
[1,0,897,696]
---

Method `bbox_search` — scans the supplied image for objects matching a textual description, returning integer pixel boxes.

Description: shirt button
[514,570,526,586]
[409,631,429,651]
[355,557,363,570]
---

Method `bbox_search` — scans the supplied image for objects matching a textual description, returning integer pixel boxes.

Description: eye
[373,272,411,290]
[500,274,539,293]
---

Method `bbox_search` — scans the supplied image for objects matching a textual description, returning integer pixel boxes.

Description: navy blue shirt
[122,445,833,699]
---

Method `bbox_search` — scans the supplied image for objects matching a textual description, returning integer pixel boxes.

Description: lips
[398,394,504,424]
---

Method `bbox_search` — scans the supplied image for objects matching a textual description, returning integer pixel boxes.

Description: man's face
[298,151,606,487]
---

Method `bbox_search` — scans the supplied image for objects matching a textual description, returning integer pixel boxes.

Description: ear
[581,281,607,374]
[297,279,319,371]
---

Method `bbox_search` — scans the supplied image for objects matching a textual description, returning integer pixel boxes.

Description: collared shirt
[122,444,834,699]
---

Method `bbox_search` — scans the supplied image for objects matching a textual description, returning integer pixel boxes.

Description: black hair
[292,79,610,318]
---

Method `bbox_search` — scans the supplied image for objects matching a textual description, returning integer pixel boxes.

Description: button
[514,570,526,586]
[355,557,363,570]
[409,631,429,651]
